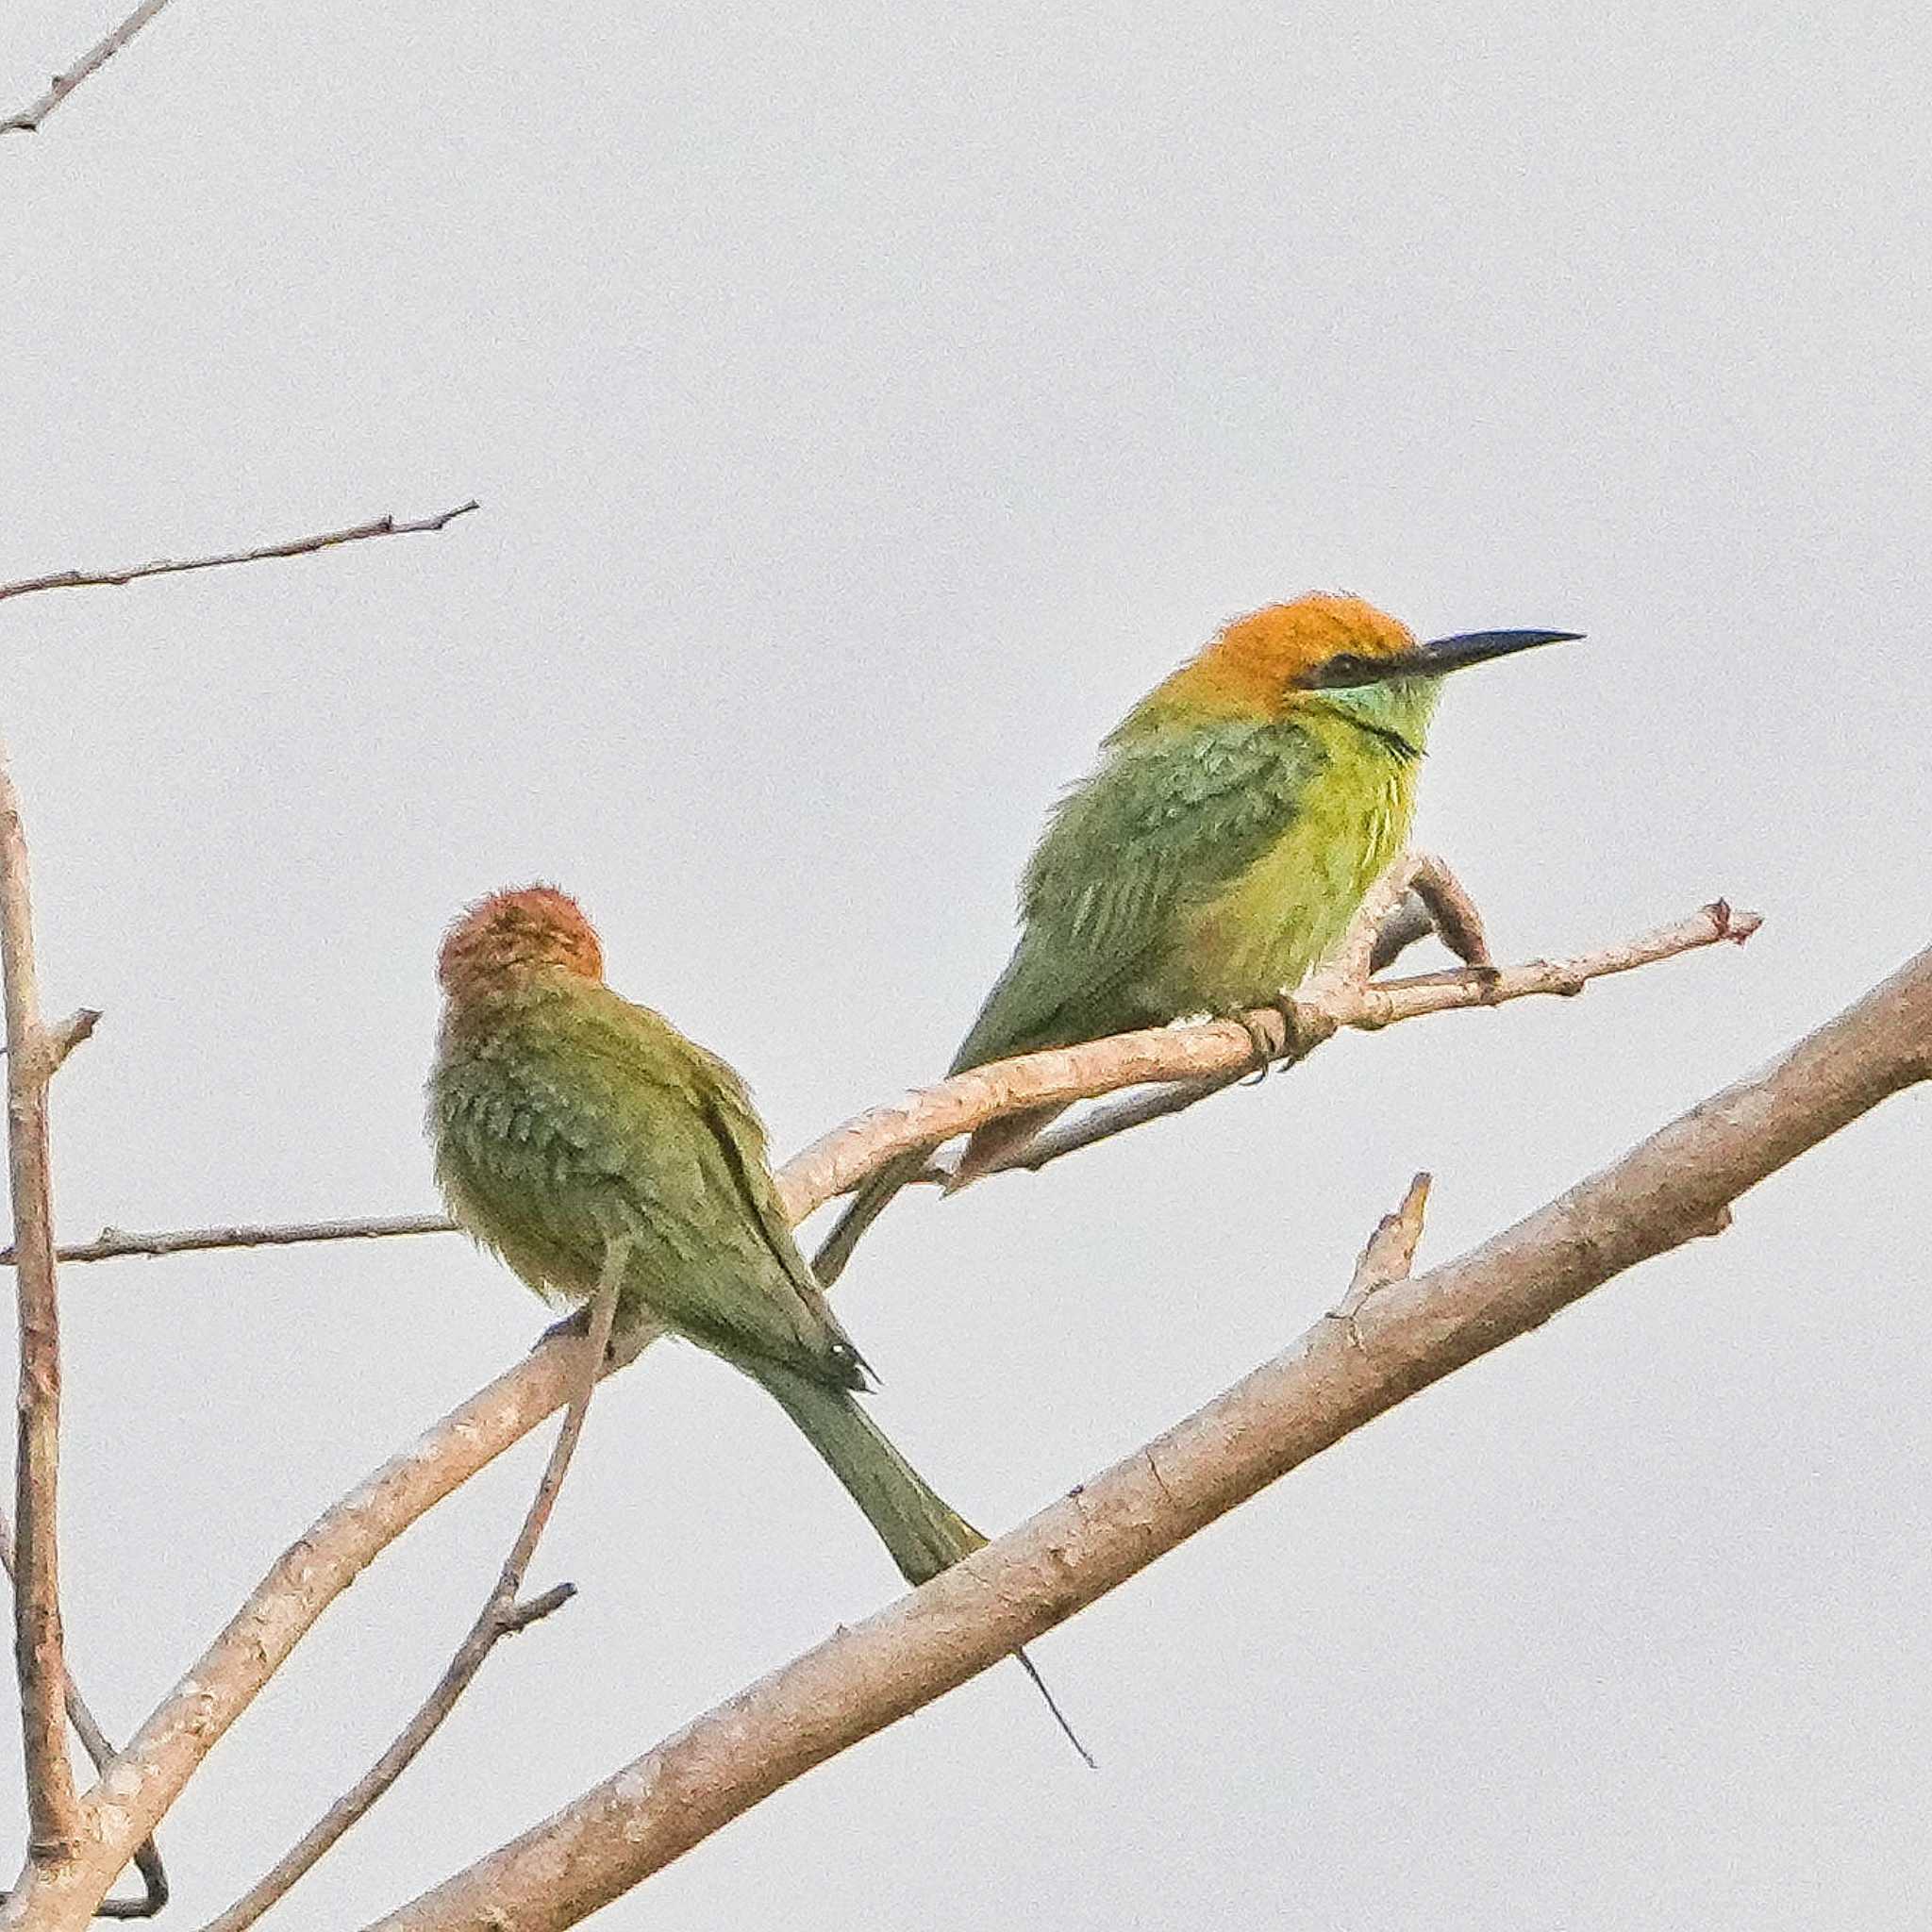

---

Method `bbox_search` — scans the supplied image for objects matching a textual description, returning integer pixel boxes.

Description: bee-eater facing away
[813,592,1580,1286]
[428,887,1089,1757]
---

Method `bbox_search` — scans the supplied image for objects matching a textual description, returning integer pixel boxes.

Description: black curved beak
[1302,628,1584,690]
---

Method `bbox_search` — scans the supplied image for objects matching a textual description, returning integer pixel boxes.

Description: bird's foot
[537,1303,626,1368]
[540,1306,590,1344]
[1236,1011,1277,1083]
[1236,995,1316,1084]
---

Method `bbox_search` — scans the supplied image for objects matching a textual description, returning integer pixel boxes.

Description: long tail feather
[752,1359,1093,1764]
[753,1358,984,1585]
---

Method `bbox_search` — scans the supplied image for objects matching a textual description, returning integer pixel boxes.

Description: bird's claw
[1237,996,1308,1083]
[1237,1011,1276,1084]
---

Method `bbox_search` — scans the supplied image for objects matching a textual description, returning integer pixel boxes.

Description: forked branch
[778,893,1759,1218]
[0,1510,165,1919]
[7,887,1757,1271]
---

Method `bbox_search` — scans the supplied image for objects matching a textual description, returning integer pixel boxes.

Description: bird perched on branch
[427,885,1088,1757]
[813,592,1581,1286]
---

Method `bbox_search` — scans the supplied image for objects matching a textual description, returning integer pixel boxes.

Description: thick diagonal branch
[362,941,1932,1932]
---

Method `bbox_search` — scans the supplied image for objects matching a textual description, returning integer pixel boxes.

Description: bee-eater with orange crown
[813,592,1581,1286]
[427,886,1089,1758]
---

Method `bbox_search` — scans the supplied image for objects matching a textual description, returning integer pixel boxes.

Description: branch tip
[500,1582,577,1635]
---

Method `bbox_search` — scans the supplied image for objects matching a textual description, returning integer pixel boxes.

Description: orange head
[1139,592,1581,723]
[437,885,605,1000]
[1198,594,1418,711]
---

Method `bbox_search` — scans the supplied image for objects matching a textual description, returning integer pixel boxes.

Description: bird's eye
[1301,652,1378,690]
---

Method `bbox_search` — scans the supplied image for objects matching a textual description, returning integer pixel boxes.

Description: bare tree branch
[2,1212,456,1268]
[0,894,1771,1926]
[780,897,1760,1220]
[359,942,1932,1932]
[0,745,82,1861]
[0,502,479,608]
[1,0,179,135]
[198,1247,628,1932]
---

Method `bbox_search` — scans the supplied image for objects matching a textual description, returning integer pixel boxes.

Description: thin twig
[0,502,479,607]
[2,1211,456,1267]
[1,0,178,134]
[0,743,82,1858]
[197,1243,628,1932]
[0,1510,166,1919]
[361,947,1932,1932]
[992,1074,1243,1173]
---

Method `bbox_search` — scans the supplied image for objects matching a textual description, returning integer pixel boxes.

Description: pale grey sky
[3,1,1929,1925]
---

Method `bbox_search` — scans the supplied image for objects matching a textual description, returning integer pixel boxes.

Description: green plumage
[429,964,981,1587]
[814,678,1441,1284]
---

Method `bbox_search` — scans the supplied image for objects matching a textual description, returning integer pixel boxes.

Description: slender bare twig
[0,745,82,1860]
[782,897,1760,1219]
[361,945,1932,1932]
[0,502,478,607]
[0,1509,166,1920]
[1,0,179,134]
[197,1244,629,1932]
[2,1211,456,1267]
[0,896,1770,1926]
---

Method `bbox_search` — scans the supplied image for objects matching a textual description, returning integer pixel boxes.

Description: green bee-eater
[814,592,1580,1285]
[427,886,1086,1755]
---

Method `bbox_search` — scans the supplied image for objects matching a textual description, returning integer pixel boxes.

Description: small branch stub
[1329,1173,1432,1346]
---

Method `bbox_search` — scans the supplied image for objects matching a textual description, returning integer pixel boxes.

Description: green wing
[432,987,857,1384]
[949,717,1324,1071]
